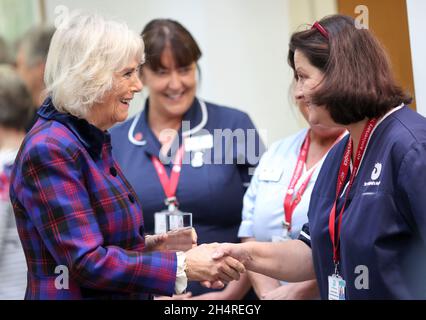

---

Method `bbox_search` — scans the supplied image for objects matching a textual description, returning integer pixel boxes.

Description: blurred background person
[15,26,55,131]
[239,84,345,300]
[111,18,264,299]
[10,13,244,300]
[0,64,34,299]
[0,36,11,64]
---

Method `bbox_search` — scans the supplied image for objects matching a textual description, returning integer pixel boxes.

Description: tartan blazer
[10,98,177,299]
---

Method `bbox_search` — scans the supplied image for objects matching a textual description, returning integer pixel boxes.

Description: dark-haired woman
[213,14,426,300]
[110,19,263,299]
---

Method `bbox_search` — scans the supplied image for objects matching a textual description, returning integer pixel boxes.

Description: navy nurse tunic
[299,106,426,299]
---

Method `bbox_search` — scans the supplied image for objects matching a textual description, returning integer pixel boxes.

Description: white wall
[44,0,296,145]
[406,0,426,117]
[44,0,337,145]
[289,0,337,32]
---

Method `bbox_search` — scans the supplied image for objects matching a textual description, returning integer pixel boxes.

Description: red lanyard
[328,119,378,266]
[284,130,345,230]
[151,145,185,209]
[283,132,315,230]
[0,172,9,201]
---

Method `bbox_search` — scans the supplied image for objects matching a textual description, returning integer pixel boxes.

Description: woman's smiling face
[88,57,143,130]
[141,47,197,119]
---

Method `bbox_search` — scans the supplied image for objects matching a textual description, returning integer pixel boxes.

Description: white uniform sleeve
[238,164,260,238]
[238,142,277,239]
[174,251,188,294]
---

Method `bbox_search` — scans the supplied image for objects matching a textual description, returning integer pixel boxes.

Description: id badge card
[154,209,193,251]
[154,209,192,234]
[328,274,346,300]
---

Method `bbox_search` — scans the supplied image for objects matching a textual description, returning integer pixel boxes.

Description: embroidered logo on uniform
[371,163,382,181]
[364,162,382,187]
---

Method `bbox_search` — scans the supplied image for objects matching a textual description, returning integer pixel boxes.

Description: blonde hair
[44,13,144,118]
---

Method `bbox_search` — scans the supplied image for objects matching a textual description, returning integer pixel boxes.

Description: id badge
[154,209,192,234]
[154,209,193,251]
[328,274,346,300]
[185,134,213,152]
[154,210,169,234]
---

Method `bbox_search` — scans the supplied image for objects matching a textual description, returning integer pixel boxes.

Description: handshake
[184,242,246,288]
[145,229,250,288]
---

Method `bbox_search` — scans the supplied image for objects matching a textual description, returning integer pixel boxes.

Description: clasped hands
[145,230,248,288]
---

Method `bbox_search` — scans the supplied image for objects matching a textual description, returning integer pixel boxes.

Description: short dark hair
[141,19,202,71]
[0,64,33,130]
[288,14,412,125]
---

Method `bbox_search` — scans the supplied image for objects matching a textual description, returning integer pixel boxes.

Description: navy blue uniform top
[299,106,426,299]
[110,97,264,296]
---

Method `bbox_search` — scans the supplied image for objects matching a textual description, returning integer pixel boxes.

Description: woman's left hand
[145,233,168,252]
[145,228,198,252]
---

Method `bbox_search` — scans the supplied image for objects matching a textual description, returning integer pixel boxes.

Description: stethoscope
[127,98,209,146]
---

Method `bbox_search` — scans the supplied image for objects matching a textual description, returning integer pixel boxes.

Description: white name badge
[185,134,213,152]
[328,274,346,300]
[191,151,204,168]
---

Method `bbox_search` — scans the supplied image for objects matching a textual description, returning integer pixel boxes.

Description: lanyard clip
[282,220,291,230]
[334,262,340,276]
[165,196,179,212]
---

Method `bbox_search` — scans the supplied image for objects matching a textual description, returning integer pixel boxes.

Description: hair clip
[311,21,329,39]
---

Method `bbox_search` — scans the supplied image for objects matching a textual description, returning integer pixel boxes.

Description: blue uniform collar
[128,97,208,157]
[37,97,109,158]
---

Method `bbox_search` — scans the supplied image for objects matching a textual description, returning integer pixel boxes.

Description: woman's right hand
[185,243,246,283]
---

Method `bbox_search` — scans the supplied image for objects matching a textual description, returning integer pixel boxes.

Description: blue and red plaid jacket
[10,98,177,299]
